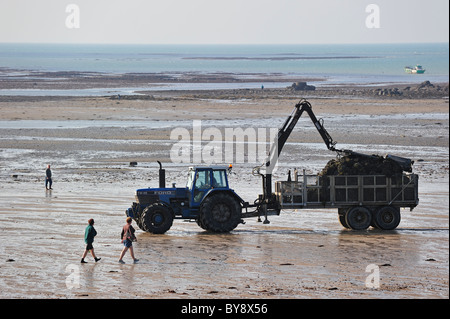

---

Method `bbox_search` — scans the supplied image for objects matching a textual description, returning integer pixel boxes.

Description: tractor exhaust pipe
[157,161,165,188]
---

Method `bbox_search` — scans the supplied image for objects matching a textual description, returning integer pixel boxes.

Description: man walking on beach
[81,218,101,263]
[45,164,53,190]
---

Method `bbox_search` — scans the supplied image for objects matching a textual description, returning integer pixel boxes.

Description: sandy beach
[0,75,448,299]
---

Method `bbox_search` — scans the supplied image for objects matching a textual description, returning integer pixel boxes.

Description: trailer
[275,172,419,230]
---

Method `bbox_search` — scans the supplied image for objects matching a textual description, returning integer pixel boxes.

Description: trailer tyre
[345,206,372,230]
[199,193,242,233]
[142,203,174,234]
[338,208,350,229]
[375,206,401,230]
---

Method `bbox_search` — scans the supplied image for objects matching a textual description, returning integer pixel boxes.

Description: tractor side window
[193,170,212,203]
[212,170,227,188]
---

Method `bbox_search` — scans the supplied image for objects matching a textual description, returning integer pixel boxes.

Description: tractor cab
[187,166,231,207]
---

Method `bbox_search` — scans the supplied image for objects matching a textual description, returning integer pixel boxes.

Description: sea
[0,42,448,95]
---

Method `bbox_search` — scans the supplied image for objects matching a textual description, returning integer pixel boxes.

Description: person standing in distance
[45,164,53,190]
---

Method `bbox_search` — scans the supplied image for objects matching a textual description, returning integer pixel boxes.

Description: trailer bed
[275,173,419,210]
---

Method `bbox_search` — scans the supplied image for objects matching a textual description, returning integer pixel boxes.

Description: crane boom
[276,99,339,156]
[255,99,342,204]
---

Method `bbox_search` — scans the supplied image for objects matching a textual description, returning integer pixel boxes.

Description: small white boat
[404,65,426,74]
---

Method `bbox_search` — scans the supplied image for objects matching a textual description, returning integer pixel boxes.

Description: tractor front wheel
[142,203,174,234]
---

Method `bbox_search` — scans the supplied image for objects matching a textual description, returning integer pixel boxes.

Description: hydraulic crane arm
[254,99,342,203]
[263,99,341,172]
[276,99,339,156]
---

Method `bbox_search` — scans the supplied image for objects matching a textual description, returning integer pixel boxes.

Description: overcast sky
[0,0,448,44]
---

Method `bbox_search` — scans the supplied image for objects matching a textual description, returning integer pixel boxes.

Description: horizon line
[0,41,449,46]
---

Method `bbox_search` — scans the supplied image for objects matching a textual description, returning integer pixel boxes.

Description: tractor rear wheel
[196,214,207,230]
[198,193,241,233]
[142,203,174,234]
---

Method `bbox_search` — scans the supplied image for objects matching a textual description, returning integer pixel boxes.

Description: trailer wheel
[142,203,174,234]
[338,208,350,229]
[199,193,242,233]
[345,206,372,230]
[375,206,401,230]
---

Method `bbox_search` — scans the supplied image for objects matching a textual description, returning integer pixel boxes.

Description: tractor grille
[136,194,159,205]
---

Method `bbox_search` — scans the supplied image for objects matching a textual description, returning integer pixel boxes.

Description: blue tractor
[126,163,246,233]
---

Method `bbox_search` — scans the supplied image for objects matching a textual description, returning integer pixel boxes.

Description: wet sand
[0,87,448,299]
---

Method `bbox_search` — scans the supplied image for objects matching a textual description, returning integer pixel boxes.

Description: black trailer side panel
[276,173,419,210]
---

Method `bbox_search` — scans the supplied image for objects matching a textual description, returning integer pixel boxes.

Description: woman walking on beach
[81,218,101,263]
[118,217,139,264]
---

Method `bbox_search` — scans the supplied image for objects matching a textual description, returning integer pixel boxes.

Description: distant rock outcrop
[369,81,449,98]
[289,81,316,91]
